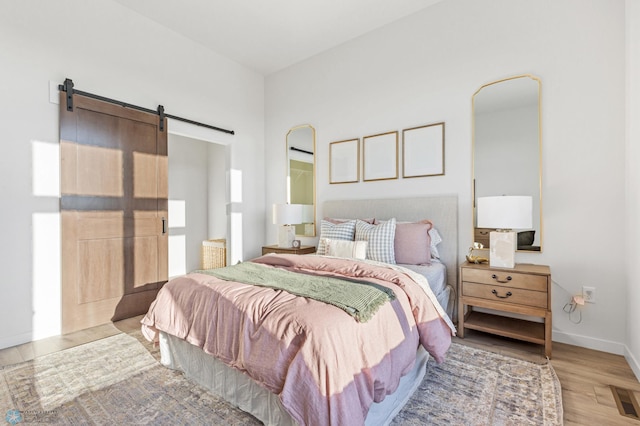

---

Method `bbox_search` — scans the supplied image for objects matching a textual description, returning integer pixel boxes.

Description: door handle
[162,217,166,235]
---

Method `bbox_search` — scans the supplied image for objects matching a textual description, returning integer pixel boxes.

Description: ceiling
[112,0,443,75]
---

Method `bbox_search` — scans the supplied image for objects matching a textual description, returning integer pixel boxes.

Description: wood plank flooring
[1,321,639,424]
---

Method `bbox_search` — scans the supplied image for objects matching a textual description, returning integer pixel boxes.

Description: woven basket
[201,239,226,269]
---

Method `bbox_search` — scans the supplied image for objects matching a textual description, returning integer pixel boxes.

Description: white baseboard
[624,346,640,382]
[552,330,626,355]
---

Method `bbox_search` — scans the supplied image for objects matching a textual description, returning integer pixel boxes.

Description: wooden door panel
[133,152,159,198]
[76,144,123,196]
[133,236,159,288]
[61,141,124,197]
[78,239,124,303]
[60,141,78,194]
[158,157,168,198]
[77,213,124,240]
[76,108,121,149]
[61,91,167,334]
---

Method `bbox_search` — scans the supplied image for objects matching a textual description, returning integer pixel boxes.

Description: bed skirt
[159,331,429,426]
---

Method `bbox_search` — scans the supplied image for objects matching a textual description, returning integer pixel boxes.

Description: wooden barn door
[60,93,168,334]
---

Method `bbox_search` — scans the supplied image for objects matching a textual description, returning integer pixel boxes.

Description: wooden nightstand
[458,262,552,358]
[262,245,316,255]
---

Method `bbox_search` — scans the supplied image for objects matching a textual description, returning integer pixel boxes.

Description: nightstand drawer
[463,282,548,309]
[474,228,493,247]
[461,268,547,292]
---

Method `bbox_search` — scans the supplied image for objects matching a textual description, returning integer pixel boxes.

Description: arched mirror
[472,75,542,252]
[287,124,316,236]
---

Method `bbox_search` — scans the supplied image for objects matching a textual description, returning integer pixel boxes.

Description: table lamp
[273,203,303,248]
[477,196,532,268]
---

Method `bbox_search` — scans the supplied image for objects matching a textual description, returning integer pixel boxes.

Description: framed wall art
[363,131,398,182]
[402,122,445,178]
[329,138,359,184]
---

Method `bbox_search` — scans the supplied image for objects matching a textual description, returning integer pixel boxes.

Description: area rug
[0,333,562,425]
[392,343,563,425]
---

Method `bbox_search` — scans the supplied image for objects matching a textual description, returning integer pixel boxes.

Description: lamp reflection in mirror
[301,204,315,236]
[477,196,532,268]
[273,204,303,248]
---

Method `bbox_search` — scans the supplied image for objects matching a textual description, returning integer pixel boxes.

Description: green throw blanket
[195,262,395,322]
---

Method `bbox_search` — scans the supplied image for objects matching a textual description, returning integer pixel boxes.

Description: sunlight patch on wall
[229,169,242,203]
[32,140,60,197]
[32,212,61,339]
[168,234,186,278]
[230,212,243,264]
[168,200,186,228]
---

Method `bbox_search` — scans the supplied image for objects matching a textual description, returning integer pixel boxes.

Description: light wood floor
[1,320,639,425]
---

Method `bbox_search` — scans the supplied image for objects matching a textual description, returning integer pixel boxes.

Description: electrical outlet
[582,286,596,303]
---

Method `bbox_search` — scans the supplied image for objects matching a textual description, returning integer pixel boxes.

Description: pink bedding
[141,254,454,425]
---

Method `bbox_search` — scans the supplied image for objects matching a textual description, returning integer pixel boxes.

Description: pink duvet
[141,254,453,425]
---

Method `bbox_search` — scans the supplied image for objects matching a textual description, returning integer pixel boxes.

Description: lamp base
[489,230,516,268]
[278,225,295,248]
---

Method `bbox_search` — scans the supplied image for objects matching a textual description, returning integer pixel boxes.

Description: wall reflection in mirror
[287,124,316,236]
[472,75,542,252]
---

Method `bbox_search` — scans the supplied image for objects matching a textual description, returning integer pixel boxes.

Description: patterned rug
[392,343,563,425]
[0,333,562,425]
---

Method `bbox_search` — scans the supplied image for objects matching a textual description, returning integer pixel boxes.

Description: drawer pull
[491,274,512,283]
[492,289,513,299]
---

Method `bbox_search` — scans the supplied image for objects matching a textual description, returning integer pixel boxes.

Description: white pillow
[323,238,368,260]
[355,218,396,264]
[429,228,443,259]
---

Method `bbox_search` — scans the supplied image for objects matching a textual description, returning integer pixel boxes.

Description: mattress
[398,260,446,296]
[159,331,430,426]
[396,260,454,319]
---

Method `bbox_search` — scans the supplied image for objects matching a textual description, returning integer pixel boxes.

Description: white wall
[208,143,228,241]
[625,0,640,379]
[0,0,264,349]
[265,0,628,354]
[168,135,210,276]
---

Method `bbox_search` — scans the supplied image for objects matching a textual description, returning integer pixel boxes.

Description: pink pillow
[390,220,433,265]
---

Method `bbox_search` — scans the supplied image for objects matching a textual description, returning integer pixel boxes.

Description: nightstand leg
[458,300,465,338]
[544,311,552,358]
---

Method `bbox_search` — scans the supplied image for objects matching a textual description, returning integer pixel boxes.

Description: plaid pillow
[317,220,356,255]
[355,218,396,264]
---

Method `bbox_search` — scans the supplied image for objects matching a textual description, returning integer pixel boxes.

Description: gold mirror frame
[286,124,316,237]
[472,74,543,253]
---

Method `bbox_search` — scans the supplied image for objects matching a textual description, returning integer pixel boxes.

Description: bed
[141,196,458,425]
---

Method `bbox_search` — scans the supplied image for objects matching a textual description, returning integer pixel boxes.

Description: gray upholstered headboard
[322,196,459,292]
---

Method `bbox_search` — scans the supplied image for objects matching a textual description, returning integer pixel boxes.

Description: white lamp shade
[477,196,533,230]
[272,203,303,225]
